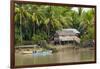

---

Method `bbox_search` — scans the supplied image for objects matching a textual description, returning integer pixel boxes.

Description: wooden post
[59,40,61,46]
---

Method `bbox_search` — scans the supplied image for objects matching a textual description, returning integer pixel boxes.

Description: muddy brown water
[15,47,95,66]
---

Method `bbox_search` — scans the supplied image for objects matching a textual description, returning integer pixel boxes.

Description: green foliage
[15,24,21,45]
[15,34,21,45]
[39,40,48,48]
[32,34,43,44]
[14,3,95,45]
[32,32,48,44]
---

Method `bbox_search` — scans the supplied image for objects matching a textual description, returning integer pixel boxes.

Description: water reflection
[15,47,95,66]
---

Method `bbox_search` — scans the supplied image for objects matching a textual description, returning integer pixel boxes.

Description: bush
[32,32,47,44]
[39,40,48,48]
[32,34,43,44]
[15,34,21,45]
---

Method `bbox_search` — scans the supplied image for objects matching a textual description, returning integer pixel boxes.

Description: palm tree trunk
[33,23,35,35]
[20,13,23,44]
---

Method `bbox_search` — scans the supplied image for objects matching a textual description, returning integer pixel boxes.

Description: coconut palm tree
[82,8,95,40]
[15,3,33,43]
[14,3,95,45]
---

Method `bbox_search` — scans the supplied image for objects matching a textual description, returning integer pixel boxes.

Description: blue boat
[32,50,52,56]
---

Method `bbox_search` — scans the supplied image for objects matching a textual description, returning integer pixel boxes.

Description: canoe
[32,50,52,56]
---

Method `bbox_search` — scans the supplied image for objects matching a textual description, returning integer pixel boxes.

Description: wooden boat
[32,50,52,56]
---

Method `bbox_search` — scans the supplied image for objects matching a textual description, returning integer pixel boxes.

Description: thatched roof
[55,28,80,36]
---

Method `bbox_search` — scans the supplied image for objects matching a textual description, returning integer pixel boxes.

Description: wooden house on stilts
[54,28,80,45]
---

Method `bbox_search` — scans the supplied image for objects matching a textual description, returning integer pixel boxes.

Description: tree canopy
[14,3,95,45]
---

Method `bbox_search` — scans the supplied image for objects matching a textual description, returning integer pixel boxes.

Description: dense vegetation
[14,3,95,46]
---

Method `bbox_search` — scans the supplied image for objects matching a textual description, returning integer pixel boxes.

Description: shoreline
[15,45,95,55]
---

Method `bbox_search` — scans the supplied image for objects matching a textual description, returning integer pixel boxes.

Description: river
[15,47,95,66]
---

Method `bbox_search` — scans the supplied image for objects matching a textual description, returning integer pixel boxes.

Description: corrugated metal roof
[56,28,80,36]
[63,29,80,33]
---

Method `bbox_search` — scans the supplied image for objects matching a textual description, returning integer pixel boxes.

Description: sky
[72,7,92,12]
